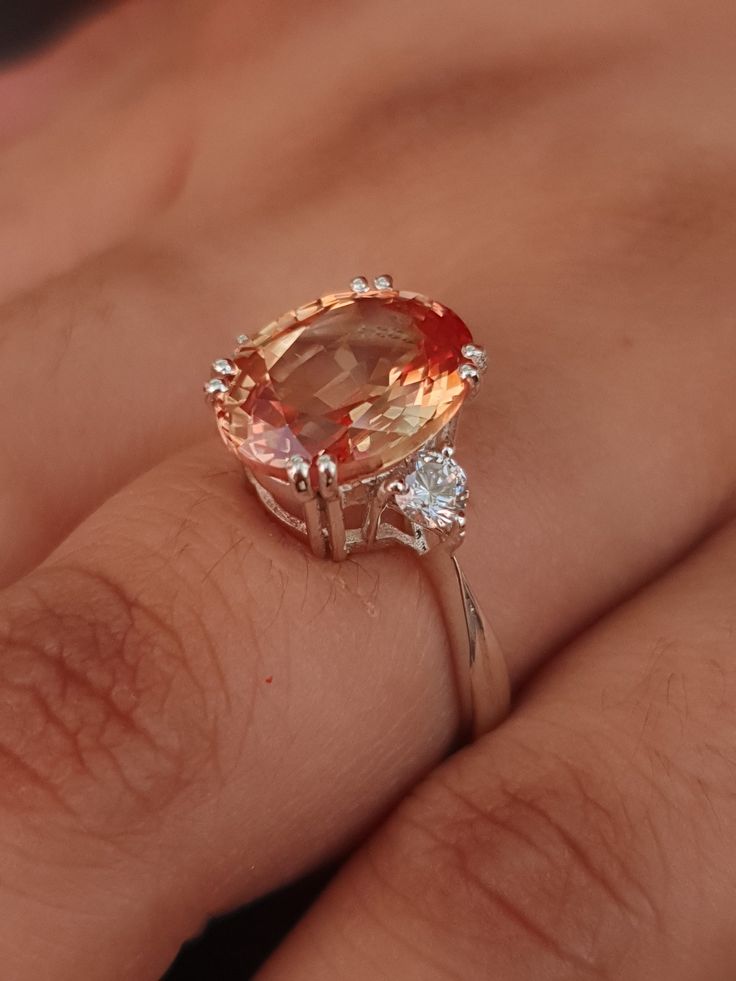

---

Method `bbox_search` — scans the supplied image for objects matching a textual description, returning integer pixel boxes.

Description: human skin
[2,0,736,977]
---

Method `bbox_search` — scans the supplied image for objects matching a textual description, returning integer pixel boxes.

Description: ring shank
[422,550,511,741]
[242,463,510,741]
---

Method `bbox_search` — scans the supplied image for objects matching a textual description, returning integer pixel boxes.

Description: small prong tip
[212,358,237,377]
[204,377,229,399]
[458,363,480,387]
[385,477,407,497]
[286,455,312,496]
[461,343,488,373]
[316,454,338,493]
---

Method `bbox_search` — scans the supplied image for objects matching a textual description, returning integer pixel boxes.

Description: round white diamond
[350,276,370,293]
[204,377,229,396]
[394,451,468,530]
[212,358,237,376]
[236,333,249,345]
[373,274,393,290]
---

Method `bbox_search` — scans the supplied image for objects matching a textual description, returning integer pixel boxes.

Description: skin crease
[1,0,736,977]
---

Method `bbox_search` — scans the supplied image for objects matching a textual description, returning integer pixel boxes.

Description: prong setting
[204,377,230,400]
[458,362,481,395]
[461,343,488,374]
[384,477,407,498]
[350,276,370,294]
[286,455,312,499]
[373,274,393,290]
[316,454,339,499]
[212,358,237,377]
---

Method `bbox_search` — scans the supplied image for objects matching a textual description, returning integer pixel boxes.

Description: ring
[204,275,510,740]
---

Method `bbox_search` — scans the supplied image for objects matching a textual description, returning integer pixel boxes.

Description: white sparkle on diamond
[395,451,468,530]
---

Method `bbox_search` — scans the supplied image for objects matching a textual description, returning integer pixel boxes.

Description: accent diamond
[350,276,370,293]
[373,274,393,290]
[394,451,468,530]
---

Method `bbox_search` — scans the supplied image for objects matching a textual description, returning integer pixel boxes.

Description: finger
[4,0,736,619]
[257,518,736,981]
[0,441,458,981]
[0,425,716,980]
[0,424,732,979]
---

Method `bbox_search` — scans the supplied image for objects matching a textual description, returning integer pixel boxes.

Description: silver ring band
[423,550,511,740]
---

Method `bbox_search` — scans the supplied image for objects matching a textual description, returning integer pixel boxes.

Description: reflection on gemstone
[225,294,472,482]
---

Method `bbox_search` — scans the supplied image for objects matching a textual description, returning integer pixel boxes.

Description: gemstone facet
[223,293,473,482]
[394,451,468,529]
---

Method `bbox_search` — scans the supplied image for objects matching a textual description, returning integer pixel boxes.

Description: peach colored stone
[232,294,471,482]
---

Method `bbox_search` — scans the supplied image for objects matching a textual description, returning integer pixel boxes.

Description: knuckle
[371,737,662,978]
[0,562,231,834]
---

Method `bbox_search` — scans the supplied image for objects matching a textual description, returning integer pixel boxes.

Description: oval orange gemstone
[226,293,472,482]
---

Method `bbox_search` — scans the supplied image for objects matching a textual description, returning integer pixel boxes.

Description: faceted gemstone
[226,294,473,482]
[395,451,468,529]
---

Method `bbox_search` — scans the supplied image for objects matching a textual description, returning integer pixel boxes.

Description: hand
[2,2,736,977]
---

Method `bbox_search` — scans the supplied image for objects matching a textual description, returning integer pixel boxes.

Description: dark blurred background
[162,866,335,980]
[0,0,112,61]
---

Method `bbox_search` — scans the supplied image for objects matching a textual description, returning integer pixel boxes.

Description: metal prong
[459,362,481,397]
[324,498,346,561]
[443,514,467,552]
[316,454,338,500]
[315,455,346,560]
[212,358,237,377]
[204,377,229,402]
[286,456,326,557]
[364,476,406,546]
[441,445,455,459]
[286,455,312,499]
[384,477,407,498]
[461,343,488,374]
